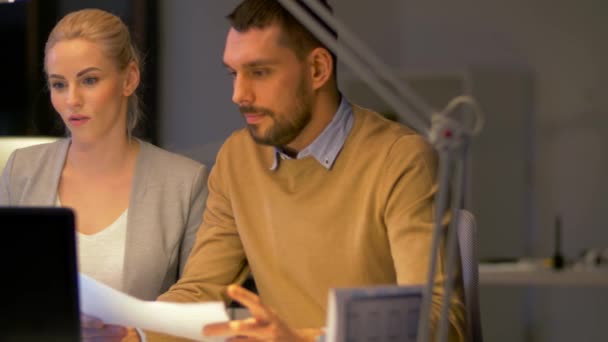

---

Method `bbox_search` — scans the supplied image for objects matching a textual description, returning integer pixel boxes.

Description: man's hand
[80,314,139,342]
[203,285,322,342]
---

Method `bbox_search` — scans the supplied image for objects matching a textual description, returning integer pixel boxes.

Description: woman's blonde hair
[45,8,143,137]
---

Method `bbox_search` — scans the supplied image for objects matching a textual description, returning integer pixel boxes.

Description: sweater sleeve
[382,134,466,342]
[149,145,249,342]
[157,142,250,304]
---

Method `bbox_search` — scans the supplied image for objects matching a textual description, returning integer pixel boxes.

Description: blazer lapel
[33,139,69,206]
[122,139,152,296]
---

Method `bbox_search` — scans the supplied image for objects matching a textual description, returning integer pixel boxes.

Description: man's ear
[308,47,333,90]
[123,61,140,97]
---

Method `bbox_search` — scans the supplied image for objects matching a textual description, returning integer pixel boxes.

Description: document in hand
[325,285,422,342]
[78,273,229,342]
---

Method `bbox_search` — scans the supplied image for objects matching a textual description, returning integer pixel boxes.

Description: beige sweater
[155,105,465,341]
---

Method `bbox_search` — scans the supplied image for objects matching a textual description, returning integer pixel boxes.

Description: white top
[76,209,129,292]
[57,196,129,292]
[57,197,139,337]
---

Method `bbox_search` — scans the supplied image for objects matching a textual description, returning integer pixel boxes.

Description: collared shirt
[271,96,354,170]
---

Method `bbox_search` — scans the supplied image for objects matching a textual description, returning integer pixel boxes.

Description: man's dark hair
[227,0,337,67]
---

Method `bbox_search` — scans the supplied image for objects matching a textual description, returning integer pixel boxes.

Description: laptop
[0,207,81,342]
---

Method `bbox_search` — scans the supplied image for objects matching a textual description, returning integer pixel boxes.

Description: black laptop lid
[0,207,80,342]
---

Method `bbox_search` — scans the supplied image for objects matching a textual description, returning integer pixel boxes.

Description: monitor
[0,207,80,341]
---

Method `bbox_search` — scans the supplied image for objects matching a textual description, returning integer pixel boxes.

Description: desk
[479,263,608,287]
[479,263,608,342]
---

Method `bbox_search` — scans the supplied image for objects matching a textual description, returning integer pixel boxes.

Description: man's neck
[282,90,340,154]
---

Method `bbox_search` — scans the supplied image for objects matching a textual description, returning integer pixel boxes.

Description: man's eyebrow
[223,59,280,70]
[244,59,279,68]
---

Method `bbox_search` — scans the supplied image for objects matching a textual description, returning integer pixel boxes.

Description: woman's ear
[308,47,333,91]
[122,61,140,97]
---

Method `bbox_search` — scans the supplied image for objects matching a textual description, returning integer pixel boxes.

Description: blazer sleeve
[0,151,17,205]
[178,163,209,277]
[382,135,466,342]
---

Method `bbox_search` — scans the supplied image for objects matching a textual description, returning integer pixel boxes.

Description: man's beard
[240,80,312,147]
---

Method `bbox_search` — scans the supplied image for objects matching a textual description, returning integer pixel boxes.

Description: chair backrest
[0,136,58,171]
[456,209,483,342]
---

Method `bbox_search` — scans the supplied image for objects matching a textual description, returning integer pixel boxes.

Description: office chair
[456,209,483,342]
[0,136,58,171]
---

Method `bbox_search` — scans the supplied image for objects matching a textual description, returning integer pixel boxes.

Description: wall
[329,0,608,257]
[159,0,241,166]
[159,1,608,341]
[60,0,129,17]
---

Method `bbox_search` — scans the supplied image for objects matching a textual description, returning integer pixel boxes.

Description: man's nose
[232,74,254,106]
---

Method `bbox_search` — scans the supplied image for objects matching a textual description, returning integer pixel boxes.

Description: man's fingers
[203,317,266,337]
[226,336,264,342]
[203,321,232,336]
[203,317,259,336]
[204,285,290,340]
[226,285,270,321]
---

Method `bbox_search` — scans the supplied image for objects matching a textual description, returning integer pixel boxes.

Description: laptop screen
[0,207,80,342]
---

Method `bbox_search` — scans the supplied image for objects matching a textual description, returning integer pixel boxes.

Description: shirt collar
[270,96,354,170]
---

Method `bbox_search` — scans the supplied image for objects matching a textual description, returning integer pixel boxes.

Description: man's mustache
[239,106,273,116]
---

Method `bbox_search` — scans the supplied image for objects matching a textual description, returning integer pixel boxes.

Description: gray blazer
[0,138,208,300]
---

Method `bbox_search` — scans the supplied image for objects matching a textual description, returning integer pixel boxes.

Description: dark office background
[0,0,159,143]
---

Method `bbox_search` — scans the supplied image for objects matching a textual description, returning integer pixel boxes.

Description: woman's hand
[80,313,138,342]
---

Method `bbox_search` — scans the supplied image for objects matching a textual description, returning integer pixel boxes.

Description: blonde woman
[0,9,207,303]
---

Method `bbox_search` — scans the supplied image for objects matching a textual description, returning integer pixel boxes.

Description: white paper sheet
[78,273,228,341]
